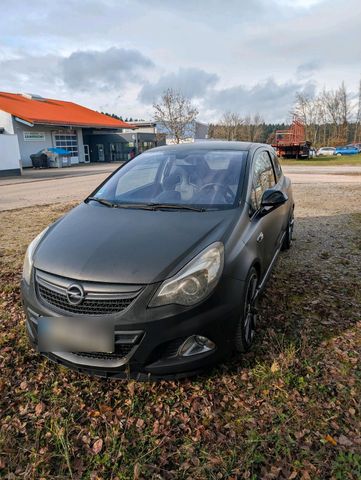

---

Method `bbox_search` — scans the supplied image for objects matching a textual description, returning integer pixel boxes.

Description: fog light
[178,335,216,357]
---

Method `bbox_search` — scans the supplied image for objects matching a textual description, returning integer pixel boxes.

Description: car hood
[34,203,238,284]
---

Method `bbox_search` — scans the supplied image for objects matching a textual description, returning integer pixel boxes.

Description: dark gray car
[21,141,294,379]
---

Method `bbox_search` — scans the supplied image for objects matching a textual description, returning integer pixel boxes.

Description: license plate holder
[38,316,114,353]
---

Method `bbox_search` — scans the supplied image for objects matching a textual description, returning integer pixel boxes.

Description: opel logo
[66,284,85,306]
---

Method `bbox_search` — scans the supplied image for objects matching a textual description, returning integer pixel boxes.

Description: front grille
[35,270,142,316]
[38,283,134,315]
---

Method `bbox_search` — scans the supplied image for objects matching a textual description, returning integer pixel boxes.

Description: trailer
[272,119,311,159]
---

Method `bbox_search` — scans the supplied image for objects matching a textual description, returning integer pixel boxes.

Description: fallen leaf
[133,462,141,480]
[324,434,337,446]
[35,402,45,416]
[136,418,145,429]
[92,438,103,455]
[271,361,280,373]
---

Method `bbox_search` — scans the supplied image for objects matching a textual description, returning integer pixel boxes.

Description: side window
[271,152,283,182]
[249,151,276,213]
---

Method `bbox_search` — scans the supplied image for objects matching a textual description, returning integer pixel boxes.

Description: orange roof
[0,92,134,129]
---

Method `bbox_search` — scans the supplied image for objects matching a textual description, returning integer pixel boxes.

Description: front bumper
[21,275,244,379]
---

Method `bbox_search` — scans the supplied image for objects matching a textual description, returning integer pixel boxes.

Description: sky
[0,0,360,123]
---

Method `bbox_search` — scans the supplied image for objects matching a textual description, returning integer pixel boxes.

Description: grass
[280,153,361,166]
[0,195,360,479]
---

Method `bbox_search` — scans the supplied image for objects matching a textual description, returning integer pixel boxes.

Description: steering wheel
[199,183,234,203]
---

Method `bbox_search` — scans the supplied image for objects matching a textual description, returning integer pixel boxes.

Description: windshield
[89,149,248,210]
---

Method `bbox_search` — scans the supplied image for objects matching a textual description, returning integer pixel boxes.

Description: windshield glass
[90,149,248,210]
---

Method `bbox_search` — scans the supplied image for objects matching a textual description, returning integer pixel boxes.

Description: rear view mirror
[261,188,288,209]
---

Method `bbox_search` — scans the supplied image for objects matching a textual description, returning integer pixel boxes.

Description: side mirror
[261,188,288,209]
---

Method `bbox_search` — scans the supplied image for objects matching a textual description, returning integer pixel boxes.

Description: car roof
[149,140,271,154]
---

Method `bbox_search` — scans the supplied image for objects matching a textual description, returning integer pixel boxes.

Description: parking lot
[1,163,361,211]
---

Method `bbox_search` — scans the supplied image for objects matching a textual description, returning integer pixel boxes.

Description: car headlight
[149,242,224,307]
[22,227,49,284]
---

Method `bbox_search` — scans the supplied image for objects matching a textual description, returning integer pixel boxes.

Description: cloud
[138,68,219,104]
[296,60,321,79]
[0,48,154,95]
[62,48,154,91]
[205,78,317,122]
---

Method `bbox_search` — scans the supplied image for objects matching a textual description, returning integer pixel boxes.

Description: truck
[272,119,311,159]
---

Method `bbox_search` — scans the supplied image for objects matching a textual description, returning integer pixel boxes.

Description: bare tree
[153,89,199,144]
[354,78,361,142]
[219,112,243,140]
[243,113,264,142]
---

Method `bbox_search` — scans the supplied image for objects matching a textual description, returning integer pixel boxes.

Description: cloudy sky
[1,0,360,122]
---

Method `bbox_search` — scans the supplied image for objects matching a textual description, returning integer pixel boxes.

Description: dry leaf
[92,438,103,455]
[324,434,337,446]
[35,402,44,416]
[133,462,141,480]
[271,361,280,373]
[136,418,145,429]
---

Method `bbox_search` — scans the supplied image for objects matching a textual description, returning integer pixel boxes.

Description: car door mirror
[261,188,288,211]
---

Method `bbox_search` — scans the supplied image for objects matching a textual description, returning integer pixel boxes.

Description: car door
[244,150,286,277]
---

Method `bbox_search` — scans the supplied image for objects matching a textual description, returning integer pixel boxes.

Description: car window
[92,149,248,210]
[270,152,283,182]
[250,151,276,212]
[115,158,160,196]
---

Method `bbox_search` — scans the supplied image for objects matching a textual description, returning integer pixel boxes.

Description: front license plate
[38,317,114,353]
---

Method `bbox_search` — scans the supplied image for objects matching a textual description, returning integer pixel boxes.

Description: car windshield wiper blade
[87,197,116,208]
[87,199,205,212]
[146,203,206,212]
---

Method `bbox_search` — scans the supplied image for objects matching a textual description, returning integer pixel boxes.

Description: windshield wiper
[87,197,116,208]
[146,203,206,212]
[87,199,205,212]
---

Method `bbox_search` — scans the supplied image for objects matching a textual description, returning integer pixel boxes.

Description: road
[1,164,361,211]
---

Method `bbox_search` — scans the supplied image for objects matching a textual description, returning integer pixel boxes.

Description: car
[21,141,294,380]
[335,145,359,156]
[316,147,336,156]
[346,143,361,152]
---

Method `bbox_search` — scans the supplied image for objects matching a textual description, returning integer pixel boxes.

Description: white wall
[0,134,21,174]
[0,110,15,134]
[13,122,85,167]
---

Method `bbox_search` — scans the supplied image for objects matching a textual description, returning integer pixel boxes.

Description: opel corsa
[21,142,294,379]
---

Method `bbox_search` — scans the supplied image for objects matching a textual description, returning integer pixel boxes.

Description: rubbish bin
[48,148,72,167]
[30,152,49,168]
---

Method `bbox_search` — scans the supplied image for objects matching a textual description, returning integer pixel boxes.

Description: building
[156,120,209,144]
[0,91,136,176]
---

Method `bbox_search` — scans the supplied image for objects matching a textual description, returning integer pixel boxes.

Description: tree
[153,89,199,144]
[354,78,361,143]
[243,113,265,142]
[219,112,243,140]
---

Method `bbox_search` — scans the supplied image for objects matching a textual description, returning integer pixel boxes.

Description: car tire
[234,267,259,353]
[282,210,294,250]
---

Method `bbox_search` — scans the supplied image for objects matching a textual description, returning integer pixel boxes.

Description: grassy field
[280,153,361,166]
[0,187,361,479]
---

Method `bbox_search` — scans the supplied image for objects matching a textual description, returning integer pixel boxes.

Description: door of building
[83,145,90,163]
[52,130,79,164]
[96,144,105,162]
[110,142,126,162]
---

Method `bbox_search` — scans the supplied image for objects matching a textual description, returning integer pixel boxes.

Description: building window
[54,131,78,157]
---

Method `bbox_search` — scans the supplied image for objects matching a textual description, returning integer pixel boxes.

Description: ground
[0,178,361,479]
[280,153,361,167]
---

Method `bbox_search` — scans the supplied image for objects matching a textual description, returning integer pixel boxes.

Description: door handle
[257,232,264,243]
